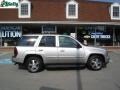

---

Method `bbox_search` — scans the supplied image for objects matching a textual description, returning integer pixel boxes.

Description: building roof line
[0,21,120,25]
[89,0,120,3]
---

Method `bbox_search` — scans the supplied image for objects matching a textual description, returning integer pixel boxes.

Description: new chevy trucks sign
[91,32,111,39]
[0,0,18,8]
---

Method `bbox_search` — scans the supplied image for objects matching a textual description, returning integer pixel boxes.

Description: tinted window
[17,36,38,46]
[59,36,78,48]
[69,4,76,16]
[39,36,55,47]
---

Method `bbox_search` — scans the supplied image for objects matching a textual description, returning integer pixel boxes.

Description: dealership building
[0,0,120,47]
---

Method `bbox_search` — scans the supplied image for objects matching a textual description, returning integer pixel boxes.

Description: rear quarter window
[17,36,38,46]
[39,36,55,47]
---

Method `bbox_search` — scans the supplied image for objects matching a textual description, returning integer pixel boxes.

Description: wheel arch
[87,53,105,64]
[23,54,44,65]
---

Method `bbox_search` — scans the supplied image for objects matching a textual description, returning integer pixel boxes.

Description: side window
[39,36,55,47]
[17,36,38,46]
[59,36,78,48]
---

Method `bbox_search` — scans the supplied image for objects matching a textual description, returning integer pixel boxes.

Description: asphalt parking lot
[0,51,120,90]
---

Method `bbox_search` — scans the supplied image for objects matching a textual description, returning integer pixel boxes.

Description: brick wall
[0,0,119,22]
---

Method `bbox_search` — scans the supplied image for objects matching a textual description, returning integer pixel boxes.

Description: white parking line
[0,59,13,64]
[0,52,12,57]
[109,59,112,63]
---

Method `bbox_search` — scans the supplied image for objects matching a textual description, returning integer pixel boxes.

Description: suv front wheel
[26,56,44,73]
[87,55,103,71]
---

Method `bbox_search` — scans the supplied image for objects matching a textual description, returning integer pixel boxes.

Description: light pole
[94,26,97,46]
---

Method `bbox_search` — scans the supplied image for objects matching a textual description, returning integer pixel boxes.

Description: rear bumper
[12,56,23,64]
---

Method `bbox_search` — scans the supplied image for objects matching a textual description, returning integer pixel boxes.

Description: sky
[90,0,120,3]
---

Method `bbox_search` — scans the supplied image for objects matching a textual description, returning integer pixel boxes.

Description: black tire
[18,64,26,69]
[87,55,103,71]
[26,56,44,73]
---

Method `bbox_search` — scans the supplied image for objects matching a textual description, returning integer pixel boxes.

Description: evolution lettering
[0,31,22,38]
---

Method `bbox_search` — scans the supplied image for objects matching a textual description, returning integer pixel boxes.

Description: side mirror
[77,44,82,48]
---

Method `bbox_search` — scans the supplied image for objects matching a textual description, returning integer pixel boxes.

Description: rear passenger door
[36,36,58,63]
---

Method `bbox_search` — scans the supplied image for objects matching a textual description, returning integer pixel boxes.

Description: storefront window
[94,26,112,46]
[0,25,22,46]
[57,25,76,36]
[114,27,120,46]
[42,25,57,34]
[77,26,113,46]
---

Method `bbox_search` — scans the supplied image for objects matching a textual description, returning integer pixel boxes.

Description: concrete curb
[0,52,12,56]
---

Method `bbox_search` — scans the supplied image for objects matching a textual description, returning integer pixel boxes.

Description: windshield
[17,36,38,46]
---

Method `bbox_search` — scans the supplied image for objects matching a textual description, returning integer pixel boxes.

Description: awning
[0,21,120,26]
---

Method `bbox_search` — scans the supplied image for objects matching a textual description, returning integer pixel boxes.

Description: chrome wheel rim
[28,60,39,72]
[90,58,102,70]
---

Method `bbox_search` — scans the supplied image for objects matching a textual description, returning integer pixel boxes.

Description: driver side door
[58,36,83,64]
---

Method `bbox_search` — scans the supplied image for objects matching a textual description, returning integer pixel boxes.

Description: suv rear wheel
[26,56,44,73]
[87,55,103,71]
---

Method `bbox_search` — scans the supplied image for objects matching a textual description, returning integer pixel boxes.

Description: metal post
[0,31,2,47]
[75,26,77,39]
[94,27,97,46]
[55,25,57,34]
[41,25,43,34]
[113,27,115,46]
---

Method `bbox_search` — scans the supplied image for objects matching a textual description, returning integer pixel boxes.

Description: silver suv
[12,34,110,73]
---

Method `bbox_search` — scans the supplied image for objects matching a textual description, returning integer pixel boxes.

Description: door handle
[60,50,64,52]
[38,49,43,51]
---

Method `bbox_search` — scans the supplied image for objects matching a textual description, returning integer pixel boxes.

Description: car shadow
[17,64,86,72]
[45,64,86,71]
[40,86,63,90]
[18,64,83,90]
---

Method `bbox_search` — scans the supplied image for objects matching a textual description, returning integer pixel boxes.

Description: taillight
[14,47,18,57]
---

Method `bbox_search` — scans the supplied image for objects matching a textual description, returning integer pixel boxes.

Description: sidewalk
[102,46,120,52]
[0,47,13,57]
[0,47,14,52]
